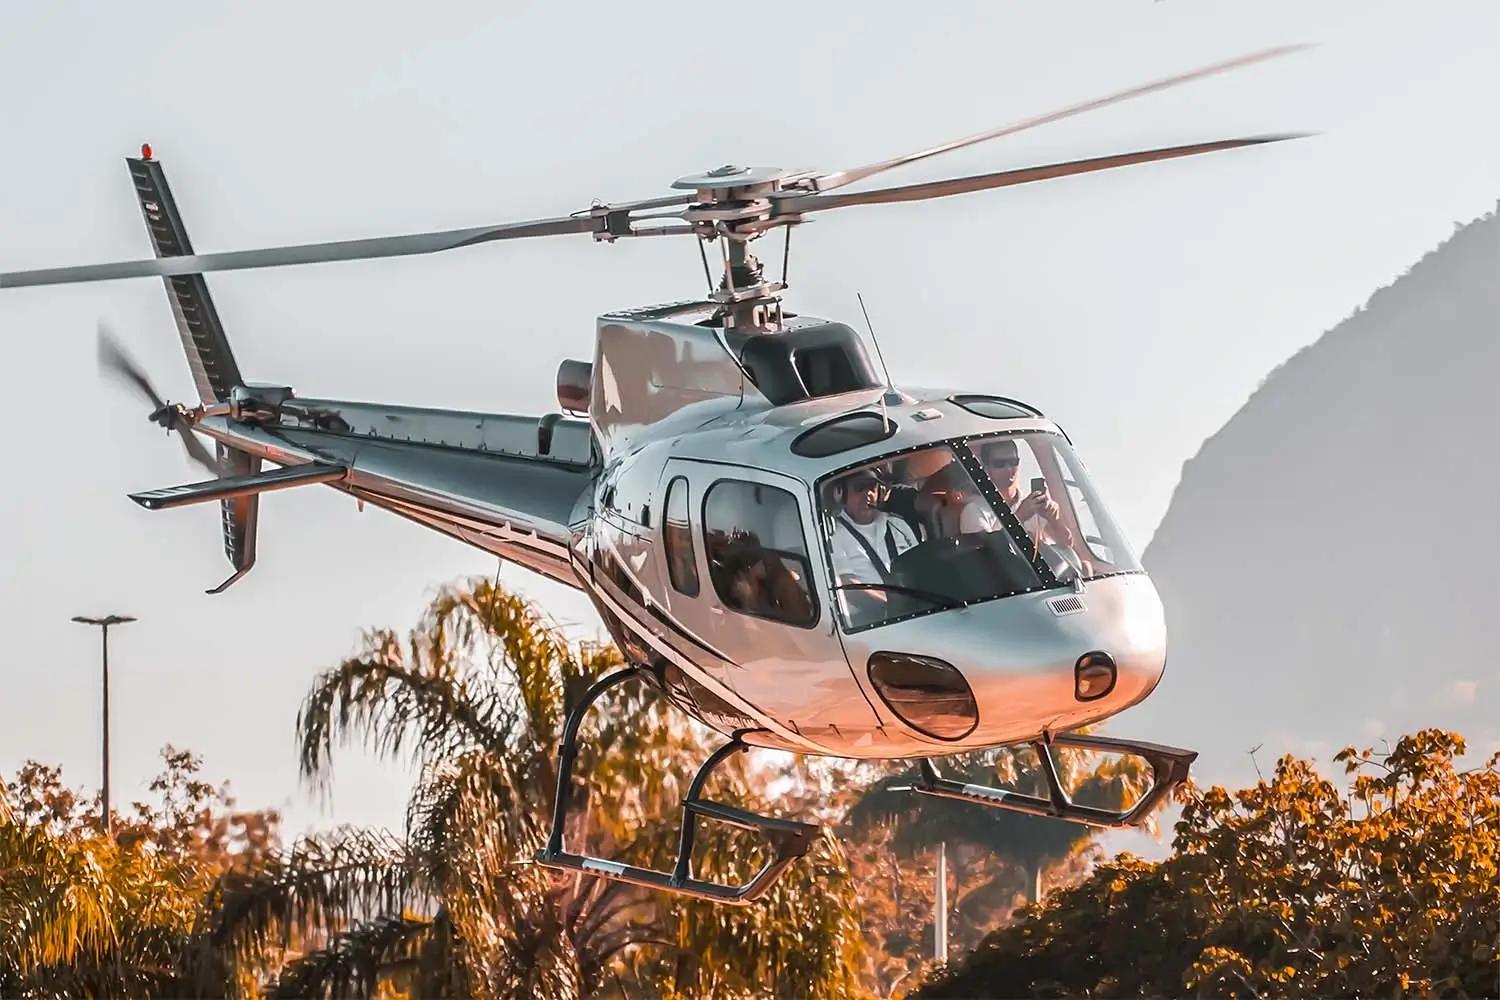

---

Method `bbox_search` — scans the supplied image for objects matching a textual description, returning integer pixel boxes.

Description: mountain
[1125,206,1500,786]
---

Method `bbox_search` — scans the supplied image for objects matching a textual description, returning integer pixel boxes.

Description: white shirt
[959,491,1053,542]
[831,511,917,583]
[959,499,1001,534]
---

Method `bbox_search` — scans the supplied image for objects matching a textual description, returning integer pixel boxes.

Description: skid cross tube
[536,669,818,905]
[914,731,1198,829]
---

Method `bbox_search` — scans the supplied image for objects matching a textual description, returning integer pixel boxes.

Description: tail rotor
[97,323,223,476]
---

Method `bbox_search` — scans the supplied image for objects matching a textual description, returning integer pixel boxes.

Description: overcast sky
[2,0,1496,837]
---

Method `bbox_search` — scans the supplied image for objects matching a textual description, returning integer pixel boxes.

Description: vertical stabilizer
[127,149,257,591]
[126,152,243,404]
[207,445,261,594]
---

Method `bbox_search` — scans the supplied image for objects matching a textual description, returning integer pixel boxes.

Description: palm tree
[0,750,273,999]
[209,579,864,998]
[0,811,226,998]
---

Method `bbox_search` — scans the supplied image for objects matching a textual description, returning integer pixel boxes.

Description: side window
[1052,446,1129,569]
[702,480,818,628]
[662,477,699,597]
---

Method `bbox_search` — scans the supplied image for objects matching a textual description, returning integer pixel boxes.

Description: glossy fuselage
[191,305,1167,760]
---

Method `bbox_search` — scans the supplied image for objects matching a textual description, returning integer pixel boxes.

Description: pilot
[829,468,917,585]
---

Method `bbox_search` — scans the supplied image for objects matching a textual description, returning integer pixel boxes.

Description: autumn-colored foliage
[916,729,1500,998]
[8,577,1497,998]
[0,748,280,998]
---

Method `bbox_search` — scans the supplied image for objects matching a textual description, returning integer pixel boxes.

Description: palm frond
[267,915,434,1000]
[0,823,209,998]
[406,749,540,888]
[296,631,511,787]
[194,830,417,987]
[426,580,576,748]
[0,823,121,978]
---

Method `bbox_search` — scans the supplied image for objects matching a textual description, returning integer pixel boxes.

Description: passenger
[718,530,813,624]
[828,468,918,586]
[875,449,958,541]
[970,439,1074,547]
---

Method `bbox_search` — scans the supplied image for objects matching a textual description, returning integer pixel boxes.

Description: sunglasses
[984,456,1020,469]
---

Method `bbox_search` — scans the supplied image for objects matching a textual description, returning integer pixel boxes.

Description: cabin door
[654,459,881,743]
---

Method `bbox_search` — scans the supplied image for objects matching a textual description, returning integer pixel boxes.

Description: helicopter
[2,45,1306,904]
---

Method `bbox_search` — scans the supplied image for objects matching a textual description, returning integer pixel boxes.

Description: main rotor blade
[3,213,608,289]
[810,44,1309,194]
[98,323,166,411]
[774,134,1309,216]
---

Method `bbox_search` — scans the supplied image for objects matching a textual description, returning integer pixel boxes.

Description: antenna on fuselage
[857,292,902,430]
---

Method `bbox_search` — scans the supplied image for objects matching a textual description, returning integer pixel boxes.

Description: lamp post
[70,614,136,836]
[933,840,950,962]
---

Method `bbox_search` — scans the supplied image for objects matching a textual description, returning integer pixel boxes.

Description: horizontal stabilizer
[129,462,346,510]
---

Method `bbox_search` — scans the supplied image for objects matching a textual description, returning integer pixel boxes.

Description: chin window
[867,652,978,740]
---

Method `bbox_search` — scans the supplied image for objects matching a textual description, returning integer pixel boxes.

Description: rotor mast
[671,164,802,330]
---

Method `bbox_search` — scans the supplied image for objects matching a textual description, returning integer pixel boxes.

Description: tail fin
[127,151,243,404]
[128,150,257,592]
[208,445,260,593]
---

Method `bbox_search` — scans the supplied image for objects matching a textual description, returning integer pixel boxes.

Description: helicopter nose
[842,574,1168,749]
[963,575,1168,742]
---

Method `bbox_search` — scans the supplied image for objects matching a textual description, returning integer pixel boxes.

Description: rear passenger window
[702,480,818,628]
[663,477,699,596]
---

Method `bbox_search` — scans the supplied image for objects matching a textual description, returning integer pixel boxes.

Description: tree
[213,578,865,999]
[0,748,280,999]
[914,729,1500,998]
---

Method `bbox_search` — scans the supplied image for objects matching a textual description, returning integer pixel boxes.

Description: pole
[71,614,136,837]
[101,623,110,836]
[935,841,948,963]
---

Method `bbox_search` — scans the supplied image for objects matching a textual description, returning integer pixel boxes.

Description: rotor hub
[671,165,799,193]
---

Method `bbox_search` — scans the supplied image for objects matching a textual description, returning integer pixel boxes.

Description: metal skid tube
[913,732,1198,829]
[535,667,818,905]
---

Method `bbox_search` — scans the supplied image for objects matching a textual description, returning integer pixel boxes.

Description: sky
[1,0,1497,838]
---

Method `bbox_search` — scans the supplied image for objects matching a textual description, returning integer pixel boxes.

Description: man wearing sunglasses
[966,439,1074,547]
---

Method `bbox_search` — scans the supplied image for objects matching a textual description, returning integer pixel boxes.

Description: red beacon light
[140,143,153,161]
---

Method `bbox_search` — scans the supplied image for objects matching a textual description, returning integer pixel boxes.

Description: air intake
[1048,595,1086,616]
[556,359,592,413]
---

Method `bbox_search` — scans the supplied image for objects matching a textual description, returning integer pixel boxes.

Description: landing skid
[535,668,818,905]
[913,732,1197,829]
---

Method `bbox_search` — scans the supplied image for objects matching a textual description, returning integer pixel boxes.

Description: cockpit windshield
[817,432,1142,631]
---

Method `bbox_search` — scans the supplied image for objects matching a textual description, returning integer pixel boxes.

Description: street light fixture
[70,614,137,836]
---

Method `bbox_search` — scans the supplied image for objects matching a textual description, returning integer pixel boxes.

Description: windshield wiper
[832,582,965,611]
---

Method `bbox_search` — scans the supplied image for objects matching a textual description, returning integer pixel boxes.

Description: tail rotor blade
[98,321,224,475]
[97,323,166,411]
[174,426,225,477]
